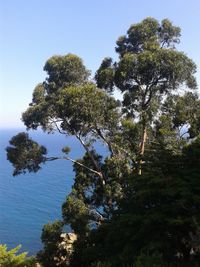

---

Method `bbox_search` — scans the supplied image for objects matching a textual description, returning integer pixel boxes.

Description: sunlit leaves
[116,17,181,56]
[0,244,35,267]
[43,53,90,92]
[55,83,120,135]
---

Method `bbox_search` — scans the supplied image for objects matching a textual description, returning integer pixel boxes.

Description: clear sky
[0,0,200,128]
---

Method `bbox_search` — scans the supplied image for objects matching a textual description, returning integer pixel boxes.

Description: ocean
[0,128,95,255]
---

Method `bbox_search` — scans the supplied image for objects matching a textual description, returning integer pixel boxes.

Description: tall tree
[6,18,199,267]
[96,17,197,174]
[72,136,200,267]
[6,53,124,229]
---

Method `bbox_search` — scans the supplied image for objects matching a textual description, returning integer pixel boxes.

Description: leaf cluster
[6,132,47,176]
[0,244,36,267]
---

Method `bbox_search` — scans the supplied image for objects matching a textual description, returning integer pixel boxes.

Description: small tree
[0,245,36,267]
[37,221,69,267]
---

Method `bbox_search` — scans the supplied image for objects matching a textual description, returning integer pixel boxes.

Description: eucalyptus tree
[74,137,200,267]
[6,18,200,267]
[7,53,126,230]
[95,17,197,174]
[6,53,127,266]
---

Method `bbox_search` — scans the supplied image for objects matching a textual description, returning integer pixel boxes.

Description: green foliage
[0,245,36,267]
[62,189,90,235]
[134,251,166,267]
[6,132,47,176]
[95,17,197,176]
[115,17,180,55]
[91,262,112,267]
[62,146,71,155]
[41,220,63,244]
[72,147,200,266]
[6,17,200,267]
[32,83,45,104]
[162,92,200,138]
[97,17,197,126]
[21,54,91,131]
[55,83,120,135]
[68,18,199,267]
[37,221,68,267]
[95,57,115,93]
[43,53,90,92]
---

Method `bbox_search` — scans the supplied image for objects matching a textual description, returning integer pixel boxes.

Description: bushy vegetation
[0,245,36,267]
[6,17,200,266]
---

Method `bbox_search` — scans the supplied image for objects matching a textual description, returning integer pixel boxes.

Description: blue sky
[0,0,200,128]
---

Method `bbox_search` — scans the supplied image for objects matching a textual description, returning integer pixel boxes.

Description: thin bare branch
[74,133,106,185]
[180,131,189,138]
[92,128,114,157]
[54,121,67,135]
[46,156,104,181]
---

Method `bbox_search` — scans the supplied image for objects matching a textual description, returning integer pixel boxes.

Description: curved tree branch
[46,156,104,180]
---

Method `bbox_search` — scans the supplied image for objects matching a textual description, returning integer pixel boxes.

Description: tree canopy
[6,17,200,267]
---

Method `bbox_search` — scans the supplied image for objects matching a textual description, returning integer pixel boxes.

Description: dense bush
[0,245,36,267]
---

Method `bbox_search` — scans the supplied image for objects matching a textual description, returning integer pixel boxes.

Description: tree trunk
[138,125,147,175]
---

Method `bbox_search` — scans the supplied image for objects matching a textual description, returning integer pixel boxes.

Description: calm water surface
[0,128,86,255]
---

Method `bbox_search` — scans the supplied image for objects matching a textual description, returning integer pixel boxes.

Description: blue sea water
[0,128,90,255]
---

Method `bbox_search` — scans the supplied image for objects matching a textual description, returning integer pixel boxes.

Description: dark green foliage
[62,189,90,235]
[41,221,64,244]
[95,17,197,176]
[71,142,200,266]
[8,56,120,175]
[6,17,200,267]
[115,17,181,55]
[62,146,71,155]
[182,135,200,168]
[43,53,90,92]
[69,151,104,209]
[21,54,92,131]
[37,221,68,267]
[95,57,115,93]
[68,18,200,267]
[162,92,200,139]
[62,147,133,241]
[54,83,120,135]
[6,132,47,176]
[96,17,197,126]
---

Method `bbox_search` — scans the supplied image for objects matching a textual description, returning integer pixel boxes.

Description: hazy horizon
[1,0,200,128]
